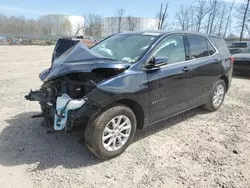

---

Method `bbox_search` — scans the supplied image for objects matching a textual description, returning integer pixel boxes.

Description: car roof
[118,30,222,39]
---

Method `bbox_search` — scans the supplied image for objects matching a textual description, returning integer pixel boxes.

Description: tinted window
[209,36,230,56]
[154,35,185,64]
[206,40,216,55]
[187,35,209,59]
[231,43,247,48]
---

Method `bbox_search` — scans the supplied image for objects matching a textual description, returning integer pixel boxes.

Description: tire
[85,104,137,160]
[203,79,226,112]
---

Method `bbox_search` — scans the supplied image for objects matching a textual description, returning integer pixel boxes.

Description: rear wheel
[85,104,137,160]
[203,79,226,111]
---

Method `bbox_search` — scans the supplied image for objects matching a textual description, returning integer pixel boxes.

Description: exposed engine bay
[25,37,130,132]
[25,72,104,131]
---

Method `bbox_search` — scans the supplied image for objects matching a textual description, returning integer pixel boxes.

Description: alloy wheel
[213,84,225,107]
[102,115,132,151]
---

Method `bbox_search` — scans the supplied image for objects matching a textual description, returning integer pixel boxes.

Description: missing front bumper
[54,94,85,130]
[25,88,101,132]
[25,90,85,131]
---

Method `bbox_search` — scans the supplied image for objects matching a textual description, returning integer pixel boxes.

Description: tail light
[230,56,235,64]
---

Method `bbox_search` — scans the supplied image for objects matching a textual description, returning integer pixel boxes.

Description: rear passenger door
[186,35,219,106]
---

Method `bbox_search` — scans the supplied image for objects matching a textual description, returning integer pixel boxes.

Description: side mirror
[148,56,156,67]
[144,56,168,71]
[154,56,169,66]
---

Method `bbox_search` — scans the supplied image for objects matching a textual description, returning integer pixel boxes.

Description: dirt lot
[0,46,250,188]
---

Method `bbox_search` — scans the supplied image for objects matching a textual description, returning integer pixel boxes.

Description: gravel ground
[0,46,250,188]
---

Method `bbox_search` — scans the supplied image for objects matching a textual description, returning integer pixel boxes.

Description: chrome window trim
[206,37,219,55]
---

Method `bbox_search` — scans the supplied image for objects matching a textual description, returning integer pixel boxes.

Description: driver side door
[147,34,193,124]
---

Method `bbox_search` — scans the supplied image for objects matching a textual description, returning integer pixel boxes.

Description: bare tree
[62,19,72,36]
[195,0,209,32]
[188,6,196,31]
[38,15,55,35]
[25,19,38,35]
[0,14,4,25]
[246,24,250,36]
[223,0,235,38]
[206,0,219,34]
[175,5,189,31]
[127,16,138,31]
[237,0,250,41]
[0,13,75,36]
[217,3,228,36]
[74,22,84,36]
[115,9,125,32]
[227,33,238,39]
[156,2,169,30]
[0,14,7,33]
[84,13,102,37]
[208,0,221,34]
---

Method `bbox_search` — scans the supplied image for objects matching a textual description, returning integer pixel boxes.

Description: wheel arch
[98,98,145,130]
[115,99,145,130]
[219,75,229,91]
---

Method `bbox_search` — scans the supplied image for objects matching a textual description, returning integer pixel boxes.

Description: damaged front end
[25,38,130,132]
[25,73,102,132]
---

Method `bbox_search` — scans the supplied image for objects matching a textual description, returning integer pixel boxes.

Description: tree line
[160,0,250,40]
[0,14,73,36]
[0,0,249,40]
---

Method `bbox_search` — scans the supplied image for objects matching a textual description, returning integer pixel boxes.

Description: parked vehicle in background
[0,36,10,45]
[229,42,249,54]
[25,31,233,159]
[75,35,98,47]
[233,46,250,74]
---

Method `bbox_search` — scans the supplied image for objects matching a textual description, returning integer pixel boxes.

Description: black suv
[26,31,233,159]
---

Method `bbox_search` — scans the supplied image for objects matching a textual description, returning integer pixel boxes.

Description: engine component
[54,94,85,130]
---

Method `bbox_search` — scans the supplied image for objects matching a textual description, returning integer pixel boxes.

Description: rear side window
[206,40,216,55]
[209,36,230,56]
[187,35,209,59]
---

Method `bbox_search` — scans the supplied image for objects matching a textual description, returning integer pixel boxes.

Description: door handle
[182,67,191,72]
[214,59,219,64]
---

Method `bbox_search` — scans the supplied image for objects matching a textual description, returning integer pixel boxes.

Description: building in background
[102,17,158,37]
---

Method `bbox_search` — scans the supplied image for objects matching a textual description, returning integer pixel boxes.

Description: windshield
[240,46,250,53]
[91,33,160,63]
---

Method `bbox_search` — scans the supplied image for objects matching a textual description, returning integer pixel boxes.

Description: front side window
[91,33,160,63]
[154,35,186,64]
[187,35,209,59]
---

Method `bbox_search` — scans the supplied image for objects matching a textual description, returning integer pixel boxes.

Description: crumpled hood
[40,42,131,81]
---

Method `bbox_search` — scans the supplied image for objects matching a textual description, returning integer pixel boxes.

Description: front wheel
[203,79,226,111]
[85,104,137,160]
